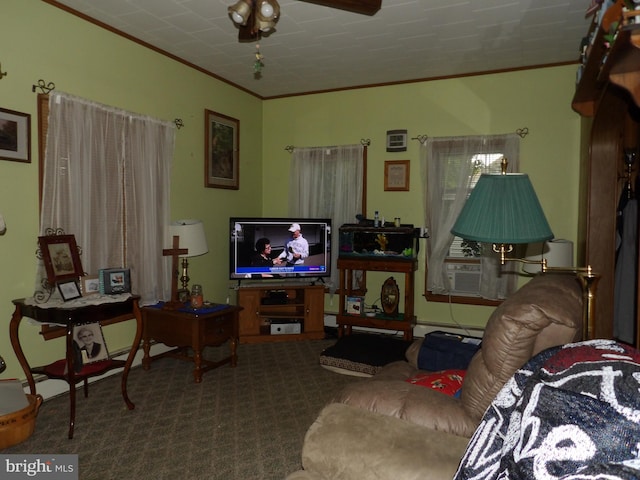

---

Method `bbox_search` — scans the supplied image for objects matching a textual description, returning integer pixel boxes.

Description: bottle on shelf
[374,211,380,227]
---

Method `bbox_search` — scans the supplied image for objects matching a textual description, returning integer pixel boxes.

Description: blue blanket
[455,339,640,479]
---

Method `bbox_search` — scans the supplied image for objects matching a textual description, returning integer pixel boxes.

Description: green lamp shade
[451,173,554,244]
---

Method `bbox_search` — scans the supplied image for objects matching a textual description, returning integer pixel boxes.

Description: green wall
[1,0,262,380]
[262,66,581,327]
[0,0,581,382]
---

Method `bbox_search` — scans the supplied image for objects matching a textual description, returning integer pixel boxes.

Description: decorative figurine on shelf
[376,233,388,252]
[380,277,400,316]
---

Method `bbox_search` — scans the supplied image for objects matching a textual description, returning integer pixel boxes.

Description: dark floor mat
[319,333,413,376]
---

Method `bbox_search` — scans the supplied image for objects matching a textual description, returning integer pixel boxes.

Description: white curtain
[289,144,364,291]
[421,134,520,300]
[38,91,174,305]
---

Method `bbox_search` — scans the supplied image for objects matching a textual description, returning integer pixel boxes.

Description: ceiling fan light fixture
[228,0,252,25]
[258,0,280,21]
[256,21,275,33]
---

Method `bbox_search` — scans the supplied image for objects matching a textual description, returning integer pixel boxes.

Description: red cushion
[405,369,466,396]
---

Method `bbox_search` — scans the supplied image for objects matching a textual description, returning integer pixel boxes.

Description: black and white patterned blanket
[454,339,640,479]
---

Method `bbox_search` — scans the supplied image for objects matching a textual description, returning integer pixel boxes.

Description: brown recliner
[287,273,584,480]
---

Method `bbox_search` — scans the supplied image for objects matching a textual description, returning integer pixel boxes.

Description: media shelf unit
[236,283,326,343]
[336,256,417,341]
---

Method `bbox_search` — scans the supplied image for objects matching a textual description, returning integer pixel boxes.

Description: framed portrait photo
[205,109,239,190]
[80,275,100,296]
[384,160,410,191]
[57,279,82,302]
[73,323,109,364]
[39,234,84,285]
[0,107,31,163]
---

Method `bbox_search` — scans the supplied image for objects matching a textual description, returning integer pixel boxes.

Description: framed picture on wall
[205,109,239,190]
[0,107,31,163]
[384,160,410,191]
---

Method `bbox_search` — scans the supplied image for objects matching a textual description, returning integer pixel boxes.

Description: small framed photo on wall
[0,107,31,163]
[384,160,410,191]
[205,109,239,190]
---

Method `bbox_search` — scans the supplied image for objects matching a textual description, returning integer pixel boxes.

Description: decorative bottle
[190,284,203,309]
[374,211,380,228]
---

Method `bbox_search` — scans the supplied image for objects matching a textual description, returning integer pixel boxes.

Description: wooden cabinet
[236,284,326,343]
[335,257,417,340]
[572,1,640,346]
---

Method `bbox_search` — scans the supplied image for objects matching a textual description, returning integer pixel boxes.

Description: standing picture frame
[73,323,109,364]
[0,107,31,163]
[205,109,239,190]
[38,234,84,285]
[80,275,100,296]
[384,160,410,191]
[57,279,82,302]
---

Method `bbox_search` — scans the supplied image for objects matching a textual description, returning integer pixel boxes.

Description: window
[288,144,366,292]
[36,92,175,305]
[422,135,520,303]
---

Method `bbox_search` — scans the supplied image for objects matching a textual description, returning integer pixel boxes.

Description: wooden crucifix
[162,235,188,310]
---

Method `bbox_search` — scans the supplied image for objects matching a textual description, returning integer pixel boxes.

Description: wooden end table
[9,296,142,439]
[141,304,242,383]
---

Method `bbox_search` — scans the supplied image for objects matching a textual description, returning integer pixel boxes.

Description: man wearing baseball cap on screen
[278,222,309,266]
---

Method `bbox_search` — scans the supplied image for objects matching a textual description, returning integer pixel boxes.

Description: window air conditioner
[446,262,481,296]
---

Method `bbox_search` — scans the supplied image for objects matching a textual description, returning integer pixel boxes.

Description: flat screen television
[230,217,332,281]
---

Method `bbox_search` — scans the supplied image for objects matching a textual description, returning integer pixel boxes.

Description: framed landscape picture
[0,107,31,163]
[39,234,84,284]
[205,109,239,189]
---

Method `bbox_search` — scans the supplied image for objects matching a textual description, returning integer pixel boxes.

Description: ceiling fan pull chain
[254,44,265,78]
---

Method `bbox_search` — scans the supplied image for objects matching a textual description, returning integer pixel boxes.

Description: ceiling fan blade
[299,0,381,16]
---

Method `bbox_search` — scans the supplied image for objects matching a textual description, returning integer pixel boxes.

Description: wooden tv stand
[236,283,326,343]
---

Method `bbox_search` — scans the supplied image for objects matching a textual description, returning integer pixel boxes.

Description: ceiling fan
[229,0,382,42]
[299,0,382,16]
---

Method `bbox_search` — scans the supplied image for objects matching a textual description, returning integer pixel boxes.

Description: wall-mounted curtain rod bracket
[32,79,56,94]
[174,118,184,129]
[284,145,294,153]
[516,127,529,138]
[411,135,428,145]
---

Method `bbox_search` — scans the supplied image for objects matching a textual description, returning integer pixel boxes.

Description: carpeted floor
[2,339,361,480]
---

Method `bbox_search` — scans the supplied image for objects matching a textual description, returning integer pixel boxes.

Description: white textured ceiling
[49,0,592,98]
